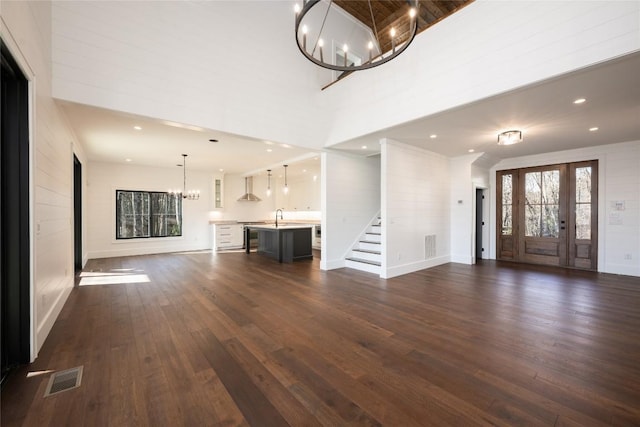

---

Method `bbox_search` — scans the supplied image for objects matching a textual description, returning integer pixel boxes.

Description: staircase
[345,217,382,275]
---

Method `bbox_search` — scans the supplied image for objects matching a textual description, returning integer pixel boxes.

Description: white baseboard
[88,244,211,259]
[35,279,73,358]
[602,264,640,277]
[382,255,450,279]
[450,254,473,264]
[321,258,346,270]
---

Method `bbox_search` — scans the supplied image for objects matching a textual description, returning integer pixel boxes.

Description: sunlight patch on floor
[78,271,150,286]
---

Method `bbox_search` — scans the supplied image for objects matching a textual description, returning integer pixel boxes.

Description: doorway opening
[73,155,82,272]
[475,188,485,261]
[1,40,31,386]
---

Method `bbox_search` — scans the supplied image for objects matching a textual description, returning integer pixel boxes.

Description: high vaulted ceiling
[57,2,639,175]
[334,0,473,54]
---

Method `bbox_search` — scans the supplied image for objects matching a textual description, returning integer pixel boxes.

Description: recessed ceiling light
[468,149,475,153]
[573,98,586,104]
[303,169,307,172]
[589,127,599,132]
[264,141,274,145]
[314,157,319,160]
[281,144,291,148]
[266,148,273,152]
[125,158,132,162]
[133,126,142,130]
[430,134,437,139]
[219,168,224,172]
[361,145,367,149]
[209,139,218,143]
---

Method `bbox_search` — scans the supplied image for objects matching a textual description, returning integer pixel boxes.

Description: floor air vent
[425,235,436,259]
[44,366,83,397]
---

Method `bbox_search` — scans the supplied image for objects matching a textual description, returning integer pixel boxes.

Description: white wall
[322,152,381,270]
[450,153,484,264]
[1,1,86,358]
[489,140,640,277]
[216,174,278,222]
[382,140,450,278]
[51,1,327,150]
[323,0,640,147]
[87,162,212,258]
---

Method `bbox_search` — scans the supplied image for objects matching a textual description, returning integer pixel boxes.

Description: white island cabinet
[213,223,243,250]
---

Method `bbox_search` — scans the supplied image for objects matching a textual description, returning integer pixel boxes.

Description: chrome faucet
[275,209,283,228]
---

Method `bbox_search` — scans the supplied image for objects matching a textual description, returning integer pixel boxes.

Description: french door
[497,161,598,270]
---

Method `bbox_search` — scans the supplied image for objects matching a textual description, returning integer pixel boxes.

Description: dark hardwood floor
[2,251,640,426]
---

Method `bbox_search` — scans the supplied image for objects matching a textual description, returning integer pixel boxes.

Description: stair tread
[346,257,382,267]
[360,240,381,245]
[353,249,381,255]
[366,232,381,235]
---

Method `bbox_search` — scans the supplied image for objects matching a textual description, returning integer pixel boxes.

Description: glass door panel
[569,161,598,269]
[496,171,518,259]
[519,165,567,266]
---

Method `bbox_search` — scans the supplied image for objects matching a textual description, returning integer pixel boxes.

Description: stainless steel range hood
[237,176,262,201]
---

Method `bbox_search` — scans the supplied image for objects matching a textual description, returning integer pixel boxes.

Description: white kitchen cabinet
[213,223,243,250]
[212,176,224,209]
[283,174,320,211]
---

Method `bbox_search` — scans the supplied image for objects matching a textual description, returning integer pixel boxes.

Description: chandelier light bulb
[318,38,324,47]
[368,41,374,50]
[301,25,308,49]
[409,7,416,18]
[343,44,348,52]
[390,27,396,37]
[294,3,301,13]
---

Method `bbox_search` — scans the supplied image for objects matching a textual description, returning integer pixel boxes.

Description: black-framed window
[116,190,182,239]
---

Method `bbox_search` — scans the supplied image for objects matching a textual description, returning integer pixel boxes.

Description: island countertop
[246,224,312,230]
[244,224,313,262]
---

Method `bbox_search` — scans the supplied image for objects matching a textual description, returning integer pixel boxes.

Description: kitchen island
[244,224,313,263]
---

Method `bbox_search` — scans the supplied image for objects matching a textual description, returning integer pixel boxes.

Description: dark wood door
[497,161,598,270]
[519,164,567,267]
[568,161,598,269]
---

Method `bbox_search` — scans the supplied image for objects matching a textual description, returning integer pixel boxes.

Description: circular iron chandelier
[294,0,419,72]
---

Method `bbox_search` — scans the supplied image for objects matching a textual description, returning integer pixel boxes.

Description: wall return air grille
[425,235,436,259]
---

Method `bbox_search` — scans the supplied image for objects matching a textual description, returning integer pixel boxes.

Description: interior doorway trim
[472,184,488,264]
[1,23,37,362]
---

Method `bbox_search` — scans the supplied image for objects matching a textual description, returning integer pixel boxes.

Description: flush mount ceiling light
[497,130,523,146]
[294,0,419,72]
